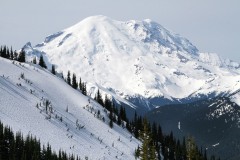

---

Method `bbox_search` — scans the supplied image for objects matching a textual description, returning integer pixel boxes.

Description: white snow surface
[0,57,140,160]
[24,15,240,108]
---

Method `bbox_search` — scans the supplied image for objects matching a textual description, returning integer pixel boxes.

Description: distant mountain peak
[24,16,240,111]
[35,15,198,55]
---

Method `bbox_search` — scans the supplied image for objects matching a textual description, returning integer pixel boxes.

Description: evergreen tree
[39,55,47,68]
[78,78,87,95]
[109,106,114,128]
[0,46,2,57]
[1,46,7,58]
[117,112,122,125]
[15,132,24,159]
[204,149,208,160]
[18,49,26,62]
[135,145,140,159]
[6,47,10,59]
[10,47,14,60]
[119,106,126,122]
[52,65,56,75]
[79,78,82,90]
[175,139,182,160]
[186,136,198,160]
[95,90,104,106]
[151,122,157,146]
[182,137,187,160]
[82,83,87,95]
[133,112,142,139]
[13,50,18,60]
[104,95,113,111]
[139,119,157,160]
[67,71,71,85]
[122,107,127,121]
[72,73,78,89]
[112,103,117,123]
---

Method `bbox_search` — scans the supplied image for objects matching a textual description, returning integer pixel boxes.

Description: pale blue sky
[0,0,239,61]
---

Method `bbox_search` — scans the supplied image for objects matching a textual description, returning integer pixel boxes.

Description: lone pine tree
[72,73,78,89]
[139,119,157,160]
[67,71,71,85]
[39,55,47,68]
[51,65,56,75]
[18,49,26,62]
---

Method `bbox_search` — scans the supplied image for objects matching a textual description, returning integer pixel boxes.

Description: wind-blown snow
[24,15,240,109]
[0,57,140,160]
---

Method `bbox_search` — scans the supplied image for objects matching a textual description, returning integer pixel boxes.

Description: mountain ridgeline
[1,15,240,159]
[147,97,240,160]
[23,15,240,114]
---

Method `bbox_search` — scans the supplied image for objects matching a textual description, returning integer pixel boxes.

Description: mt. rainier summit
[23,15,240,112]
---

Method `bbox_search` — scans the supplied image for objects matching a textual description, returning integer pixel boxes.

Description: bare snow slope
[0,57,140,160]
[25,15,240,110]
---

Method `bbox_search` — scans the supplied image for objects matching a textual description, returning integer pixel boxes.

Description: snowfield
[24,15,240,110]
[0,57,140,160]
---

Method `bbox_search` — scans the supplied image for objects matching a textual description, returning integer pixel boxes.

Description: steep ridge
[0,57,140,159]
[146,97,240,160]
[23,15,240,112]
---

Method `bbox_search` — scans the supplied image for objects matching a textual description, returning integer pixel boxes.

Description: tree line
[94,90,220,160]
[65,71,87,96]
[0,45,48,69]
[0,121,81,160]
[0,45,25,62]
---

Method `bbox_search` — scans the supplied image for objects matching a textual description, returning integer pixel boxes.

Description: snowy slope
[0,57,140,160]
[24,15,240,110]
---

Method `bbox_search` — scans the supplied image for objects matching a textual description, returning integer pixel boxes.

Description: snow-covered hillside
[0,57,140,159]
[24,15,240,111]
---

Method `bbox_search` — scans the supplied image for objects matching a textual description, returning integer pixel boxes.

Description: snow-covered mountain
[23,15,240,112]
[0,57,140,159]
